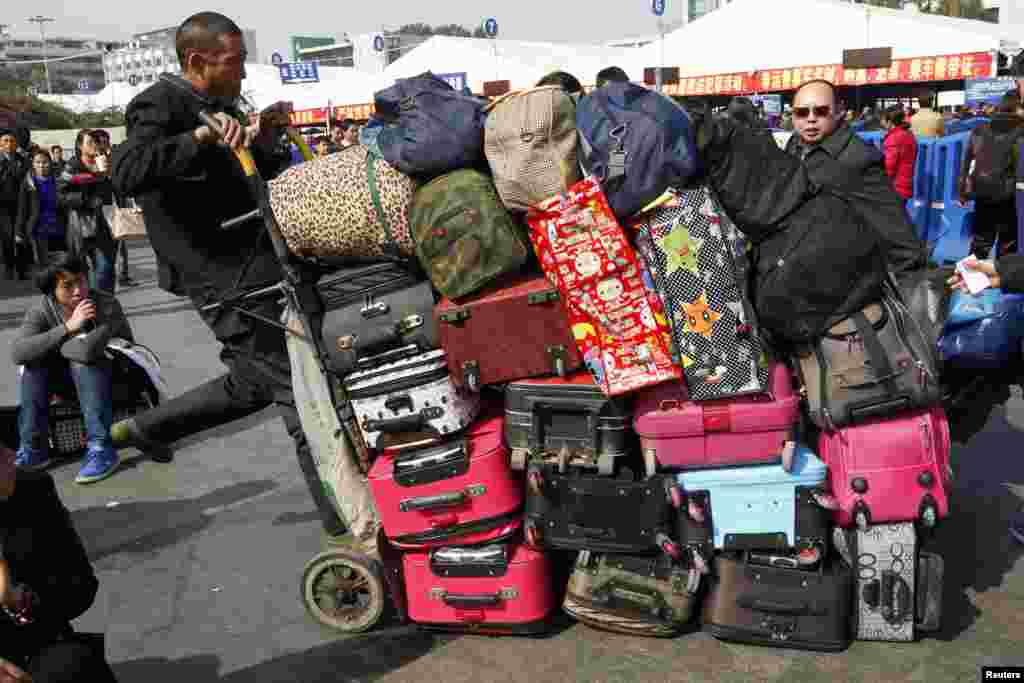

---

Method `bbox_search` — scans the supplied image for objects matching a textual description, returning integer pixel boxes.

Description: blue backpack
[576,81,699,219]
[374,72,487,179]
[938,289,1024,369]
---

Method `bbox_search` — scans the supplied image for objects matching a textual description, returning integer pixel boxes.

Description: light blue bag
[676,446,829,559]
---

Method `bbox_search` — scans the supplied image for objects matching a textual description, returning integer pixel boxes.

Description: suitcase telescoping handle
[441,593,502,608]
[399,490,467,512]
[524,395,608,451]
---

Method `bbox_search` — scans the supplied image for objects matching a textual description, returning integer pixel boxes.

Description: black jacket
[785,124,926,275]
[0,472,99,667]
[112,77,288,313]
[0,153,26,210]
[697,115,888,344]
[58,157,116,256]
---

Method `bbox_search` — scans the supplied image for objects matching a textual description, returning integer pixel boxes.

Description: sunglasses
[793,105,833,119]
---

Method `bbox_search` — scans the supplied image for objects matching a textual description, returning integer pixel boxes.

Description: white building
[297,32,431,74]
[103,26,259,87]
[1,29,121,93]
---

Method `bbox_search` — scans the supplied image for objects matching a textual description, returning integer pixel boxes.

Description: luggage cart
[197,112,406,634]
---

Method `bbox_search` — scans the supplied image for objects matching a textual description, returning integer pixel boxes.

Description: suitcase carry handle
[848,397,911,422]
[366,412,427,433]
[593,581,670,615]
[356,344,421,368]
[737,596,823,616]
[570,524,611,538]
[399,490,467,512]
[441,593,502,608]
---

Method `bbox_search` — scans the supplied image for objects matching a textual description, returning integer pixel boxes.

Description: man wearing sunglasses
[784,80,925,276]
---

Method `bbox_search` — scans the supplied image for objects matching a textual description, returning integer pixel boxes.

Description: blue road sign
[373,35,385,52]
[484,18,498,37]
[271,52,284,66]
[652,0,666,16]
[77,79,91,92]
[279,62,320,85]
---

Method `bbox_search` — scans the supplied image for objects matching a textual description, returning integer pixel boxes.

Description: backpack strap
[365,151,409,264]
[588,93,628,183]
[851,309,899,392]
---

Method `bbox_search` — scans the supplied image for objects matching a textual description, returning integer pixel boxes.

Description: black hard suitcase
[317,263,438,376]
[504,373,633,473]
[523,466,681,554]
[702,553,853,652]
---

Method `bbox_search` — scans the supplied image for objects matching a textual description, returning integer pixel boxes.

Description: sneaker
[75,448,120,484]
[111,419,173,463]
[14,446,51,472]
[1010,511,1024,546]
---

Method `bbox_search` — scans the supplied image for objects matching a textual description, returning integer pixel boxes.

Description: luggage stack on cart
[215,73,955,649]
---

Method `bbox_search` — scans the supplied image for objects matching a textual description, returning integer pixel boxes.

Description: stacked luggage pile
[279,73,950,648]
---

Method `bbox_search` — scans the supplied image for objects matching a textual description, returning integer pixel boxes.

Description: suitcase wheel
[658,537,682,561]
[780,441,796,473]
[525,520,542,548]
[526,468,544,496]
[687,500,706,525]
[796,545,822,567]
[854,505,871,531]
[919,501,938,528]
[301,549,387,634]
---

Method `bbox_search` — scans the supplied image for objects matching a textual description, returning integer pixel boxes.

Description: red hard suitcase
[817,405,952,530]
[435,274,582,391]
[633,361,799,471]
[368,412,523,549]
[402,541,558,634]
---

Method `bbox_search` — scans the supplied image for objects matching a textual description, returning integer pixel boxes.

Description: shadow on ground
[929,404,1024,642]
[113,626,440,683]
[74,479,280,565]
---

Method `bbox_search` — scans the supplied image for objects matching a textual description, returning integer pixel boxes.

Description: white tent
[623,0,1019,79]
[380,36,634,94]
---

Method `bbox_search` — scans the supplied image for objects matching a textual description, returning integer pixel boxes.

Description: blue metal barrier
[858,130,883,150]
[906,137,934,241]
[928,132,975,265]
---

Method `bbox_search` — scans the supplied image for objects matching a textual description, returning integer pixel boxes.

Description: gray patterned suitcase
[833,524,944,641]
[631,187,769,401]
[345,348,481,453]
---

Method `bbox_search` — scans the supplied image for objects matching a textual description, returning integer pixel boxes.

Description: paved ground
[1,244,1022,683]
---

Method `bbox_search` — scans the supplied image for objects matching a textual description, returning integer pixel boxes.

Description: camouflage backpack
[409,169,531,300]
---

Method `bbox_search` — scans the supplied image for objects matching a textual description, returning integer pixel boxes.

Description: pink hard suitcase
[402,541,559,634]
[633,362,799,471]
[368,412,523,549]
[817,405,952,530]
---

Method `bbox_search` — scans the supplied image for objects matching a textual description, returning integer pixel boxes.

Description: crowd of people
[0,127,140,290]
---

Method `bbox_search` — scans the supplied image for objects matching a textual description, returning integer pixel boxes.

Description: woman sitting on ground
[10,253,131,484]
[0,442,118,681]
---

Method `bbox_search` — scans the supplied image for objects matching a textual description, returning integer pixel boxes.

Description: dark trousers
[131,296,345,536]
[26,640,118,683]
[0,207,20,278]
[972,198,1017,259]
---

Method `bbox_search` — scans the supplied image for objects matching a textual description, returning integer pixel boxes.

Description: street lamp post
[27,15,54,94]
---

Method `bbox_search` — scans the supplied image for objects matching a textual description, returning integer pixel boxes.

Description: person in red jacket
[881,106,917,200]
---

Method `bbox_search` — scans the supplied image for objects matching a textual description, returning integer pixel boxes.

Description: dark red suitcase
[402,541,559,634]
[435,274,582,391]
[368,411,523,549]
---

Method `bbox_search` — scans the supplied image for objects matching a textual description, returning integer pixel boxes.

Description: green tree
[433,23,472,37]
[396,23,434,36]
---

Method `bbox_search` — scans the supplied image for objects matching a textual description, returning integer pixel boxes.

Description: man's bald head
[793,79,842,145]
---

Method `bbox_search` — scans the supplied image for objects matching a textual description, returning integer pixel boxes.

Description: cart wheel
[525,520,541,548]
[526,468,544,496]
[301,549,387,633]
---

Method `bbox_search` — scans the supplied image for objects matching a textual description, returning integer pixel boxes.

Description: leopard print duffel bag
[268,146,418,260]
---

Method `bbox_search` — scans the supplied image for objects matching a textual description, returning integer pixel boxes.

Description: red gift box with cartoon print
[527,177,681,397]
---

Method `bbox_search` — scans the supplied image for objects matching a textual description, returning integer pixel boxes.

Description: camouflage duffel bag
[268,146,418,261]
[408,168,531,300]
